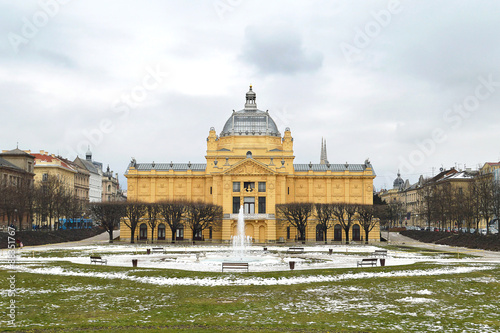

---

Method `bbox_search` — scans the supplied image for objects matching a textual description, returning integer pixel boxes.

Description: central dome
[220,86,281,137]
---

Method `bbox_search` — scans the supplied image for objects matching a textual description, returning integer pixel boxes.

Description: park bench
[151,247,165,253]
[222,262,249,272]
[287,247,304,254]
[90,256,107,265]
[357,258,377,267]
[372,250,388,257]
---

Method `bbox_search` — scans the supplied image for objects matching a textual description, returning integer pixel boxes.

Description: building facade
[74,149,102,202]
[0,148,36,229]
[123,87,377,243]
[102,165,123,201]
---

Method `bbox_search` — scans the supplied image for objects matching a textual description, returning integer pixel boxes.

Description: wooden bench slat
[222,262,249,272]
[357,258,377,267]
[90,256,107,265]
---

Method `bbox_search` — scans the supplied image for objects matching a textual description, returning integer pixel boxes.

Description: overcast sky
[2,0,500,191]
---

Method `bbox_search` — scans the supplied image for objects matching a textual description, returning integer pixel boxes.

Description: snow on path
[2,264,494,287]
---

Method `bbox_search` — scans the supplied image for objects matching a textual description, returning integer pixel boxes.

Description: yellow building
[31,151,77,191]
[123,87,377,243]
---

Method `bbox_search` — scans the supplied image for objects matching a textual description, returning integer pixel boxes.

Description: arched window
[352,224,361,241]
[158,224,166,240]
[316,224,324,242]
[139,223,147,240]
[334,224,342,241]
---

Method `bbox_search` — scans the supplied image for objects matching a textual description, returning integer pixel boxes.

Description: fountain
[231,205,253,260]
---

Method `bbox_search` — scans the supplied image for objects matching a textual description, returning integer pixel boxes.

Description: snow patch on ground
[397,297,436,304]
[2,264,493,287]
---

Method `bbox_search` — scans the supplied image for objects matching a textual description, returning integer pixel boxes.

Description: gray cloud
[240,24,323,75]
[1,1,500,190]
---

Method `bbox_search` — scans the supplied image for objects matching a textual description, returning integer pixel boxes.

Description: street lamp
[14,208,17,230]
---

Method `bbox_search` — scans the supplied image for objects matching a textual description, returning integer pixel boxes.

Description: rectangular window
[258,197,266,214]
[233,182,240,192]
[258,182,266,192]
[287,187,290,195]
[210,187,212,194]
[233,197,240,214]
[244,182,255,192]
[42,173,48,181]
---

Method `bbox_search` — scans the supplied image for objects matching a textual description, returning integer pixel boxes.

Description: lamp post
[14,209,18,231]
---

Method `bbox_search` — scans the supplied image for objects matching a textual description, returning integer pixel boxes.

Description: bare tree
[386,200,404,228]
[314,203,334,244]
[158,200,187,243]
[419,181,436,230]
[331,202,358,244]
[475,174,494,234]
[185,201,223,241]
[123,201,147,243]
[0,182,17,227]
[275,202,314,242]
[146,203,161,243]
[358,205,378,244]
[13,179,34,230]
[492,181,500,237]
[434,183,453,230]
[90,202,125,242]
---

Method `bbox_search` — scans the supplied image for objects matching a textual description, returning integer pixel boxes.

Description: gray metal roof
[134,163,207,172]
[75,156,99,174]
[127,162,374,174]
[220,109,281,137]
[294,163,372,173]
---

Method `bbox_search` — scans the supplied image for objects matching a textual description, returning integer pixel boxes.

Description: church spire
[320,137,328,164]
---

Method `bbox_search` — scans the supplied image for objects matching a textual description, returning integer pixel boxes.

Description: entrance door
[158,224,166,240]
[139,224,147,240]
[176,226,184,241]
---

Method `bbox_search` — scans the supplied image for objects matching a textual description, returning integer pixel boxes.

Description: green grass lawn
[2,257,499,333]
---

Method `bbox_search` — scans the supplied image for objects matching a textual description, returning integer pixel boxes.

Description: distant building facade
[74,149,102,202]
[0,148,36,229]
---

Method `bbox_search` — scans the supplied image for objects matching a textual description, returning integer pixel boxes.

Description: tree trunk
[365,230,369,244]
[108,229,114,243]
[344,229,350,244]
[151,227,155,244]
[130,228,135,243]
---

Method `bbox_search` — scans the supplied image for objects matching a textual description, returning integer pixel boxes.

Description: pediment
[223,158,276,175]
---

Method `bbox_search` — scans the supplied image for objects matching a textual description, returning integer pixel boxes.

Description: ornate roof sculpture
[220,86,280,137]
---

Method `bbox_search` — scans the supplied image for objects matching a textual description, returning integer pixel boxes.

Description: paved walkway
[21,230,120,249]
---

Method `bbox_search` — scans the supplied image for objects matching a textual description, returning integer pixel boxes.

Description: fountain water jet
[231,205,252,259]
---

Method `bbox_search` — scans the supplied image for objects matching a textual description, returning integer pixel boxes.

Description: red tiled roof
[32,153,76,172]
